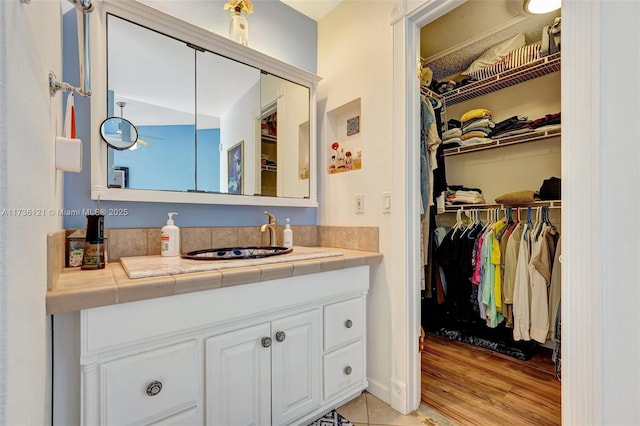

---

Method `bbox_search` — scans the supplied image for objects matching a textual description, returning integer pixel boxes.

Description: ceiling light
[524,0,561,14]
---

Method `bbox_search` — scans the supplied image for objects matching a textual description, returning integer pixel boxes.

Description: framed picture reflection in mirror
[227,141,244,194]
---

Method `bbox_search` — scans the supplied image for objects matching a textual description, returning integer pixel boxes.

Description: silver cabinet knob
[261,337,272,348]
[146,380,162,396]
[344,366,352,375]
[275,331,286,342]
[345,319,353,328]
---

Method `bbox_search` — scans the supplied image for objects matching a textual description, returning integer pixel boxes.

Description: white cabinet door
[271,310,322,426]
[205,323,272,426]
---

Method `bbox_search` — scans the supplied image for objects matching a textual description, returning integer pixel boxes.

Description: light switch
[383,192,391,214]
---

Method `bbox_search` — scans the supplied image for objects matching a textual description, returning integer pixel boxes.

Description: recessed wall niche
[326,98,361,174]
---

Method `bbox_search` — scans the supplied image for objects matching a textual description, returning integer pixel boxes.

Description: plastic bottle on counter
[283,218,293,248]
[161,212,180,257]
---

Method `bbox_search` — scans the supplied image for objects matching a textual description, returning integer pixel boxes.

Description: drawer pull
[275,331,286,342]
[345,319,353,329]
[146,381,163,397]
[344,366,352,375]
[261,337,272,348]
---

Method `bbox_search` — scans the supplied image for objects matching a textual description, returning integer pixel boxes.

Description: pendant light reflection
[523,0,561,14]
[117,101,140,151]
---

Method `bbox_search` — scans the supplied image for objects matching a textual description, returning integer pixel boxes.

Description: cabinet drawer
[323,297,365,351]
[100,340,199,425]
[323,340,365,400]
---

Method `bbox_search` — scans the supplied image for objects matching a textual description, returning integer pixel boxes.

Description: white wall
[0,1,64,424]
[220,82,260,195]
[317,0,395,403]
[138,0,318,73]
[276,78,310,198]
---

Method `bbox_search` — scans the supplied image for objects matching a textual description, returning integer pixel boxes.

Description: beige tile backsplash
[181,227,213,253]
[211,227,239,248]
[107,228,148,261]
[55,225,379,264]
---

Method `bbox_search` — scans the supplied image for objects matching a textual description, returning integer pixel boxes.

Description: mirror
[104,14,311,199]
[100,117,138,150]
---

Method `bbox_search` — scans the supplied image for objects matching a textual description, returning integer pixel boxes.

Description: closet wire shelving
[437,52,561,106]
[443,127,560,156]
[444,200,561,213]
[421,52,561,157]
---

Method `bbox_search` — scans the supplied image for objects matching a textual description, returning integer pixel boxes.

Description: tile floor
[335,392,458,426]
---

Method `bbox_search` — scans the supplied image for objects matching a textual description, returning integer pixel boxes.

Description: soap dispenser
[283,218,293,248]
[161,212,180,257]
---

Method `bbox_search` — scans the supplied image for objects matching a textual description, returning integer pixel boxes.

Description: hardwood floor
[421,333,561,426]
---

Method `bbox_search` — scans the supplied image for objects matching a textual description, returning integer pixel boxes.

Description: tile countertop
[46,247,382,315]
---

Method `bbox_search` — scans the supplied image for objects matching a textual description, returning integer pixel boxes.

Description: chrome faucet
[260,211,277,246]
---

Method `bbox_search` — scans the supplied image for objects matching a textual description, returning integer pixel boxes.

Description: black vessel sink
[182,246,292,260]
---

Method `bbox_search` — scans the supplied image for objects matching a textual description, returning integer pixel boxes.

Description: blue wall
[62,5,317,229]
[112,126,220,192]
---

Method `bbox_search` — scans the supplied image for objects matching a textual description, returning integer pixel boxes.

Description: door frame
[391,0,603,423]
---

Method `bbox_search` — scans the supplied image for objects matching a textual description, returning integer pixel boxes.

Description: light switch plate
[383,192,391,214]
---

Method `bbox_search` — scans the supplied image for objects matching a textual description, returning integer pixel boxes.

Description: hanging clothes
[434,226,477,322]
[512,209,560,344]
[420,95,448,293]
[502,222,524,328]
[420,99,431,293]
[548,237,562,339]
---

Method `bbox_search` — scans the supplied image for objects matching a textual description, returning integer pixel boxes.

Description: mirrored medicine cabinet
[90,0,320,207]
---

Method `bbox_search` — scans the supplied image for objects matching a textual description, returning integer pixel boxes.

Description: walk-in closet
[418,1,562,423]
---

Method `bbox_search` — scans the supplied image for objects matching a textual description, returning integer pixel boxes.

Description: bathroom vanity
[49,248,381,425]
[48,1,375,422]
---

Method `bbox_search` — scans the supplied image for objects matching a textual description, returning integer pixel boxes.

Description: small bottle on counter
[283,218,293,248]
[81,214,106,270]
[161,212,180,257]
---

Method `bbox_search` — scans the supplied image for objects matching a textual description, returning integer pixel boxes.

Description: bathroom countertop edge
[46,247,382,315]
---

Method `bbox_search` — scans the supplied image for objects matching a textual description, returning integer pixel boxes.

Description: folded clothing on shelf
[446,185,486,205]
[442,127,462,147]
[460,109,494,144]
[495,190,540,205]
[531,112,561,128]
[492,115,532,137]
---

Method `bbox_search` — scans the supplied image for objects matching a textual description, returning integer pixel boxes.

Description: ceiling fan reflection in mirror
[116,101,158,149]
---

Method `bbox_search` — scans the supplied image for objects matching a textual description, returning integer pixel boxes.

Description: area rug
[307,410,353,426]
